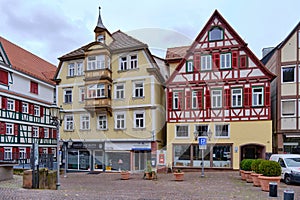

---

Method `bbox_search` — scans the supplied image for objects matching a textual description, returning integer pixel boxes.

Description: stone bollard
[283,189,294,200]
[269,182,277,197]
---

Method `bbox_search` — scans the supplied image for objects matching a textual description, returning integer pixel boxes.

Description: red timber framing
[166,10,275,123]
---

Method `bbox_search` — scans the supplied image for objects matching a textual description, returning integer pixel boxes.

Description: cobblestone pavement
[0,171,299,200]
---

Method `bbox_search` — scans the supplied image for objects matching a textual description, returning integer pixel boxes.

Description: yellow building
[54,7,167,172]
[165,10,275,170]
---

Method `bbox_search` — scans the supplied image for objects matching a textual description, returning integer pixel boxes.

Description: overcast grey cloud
[0,0,299,65]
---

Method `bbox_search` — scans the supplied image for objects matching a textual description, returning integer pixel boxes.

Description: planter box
[258,175,281,192]
[173,172,184,181]
[120,172,130,180]
[240,170,246,180]
[244,171,253,183]
[251,173,262,187]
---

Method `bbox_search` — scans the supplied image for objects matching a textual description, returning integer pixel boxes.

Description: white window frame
[115,83,125,99]
[19,148,26,160]
[97,114,107,130]
[33,127,39,138]
[68,63,75,77]
[186,60,193,72]
[34,105,40,116]
[201,55,212,71]
[87,55,105,70]
[80,114,90,130]
[6,123,13,135]
[42,148,48,154]
[44,128,49,138]
[87,84,105,98]
[4,147,12,160]
[64,89,72,103]
[220,53,231,69]
[22,102,28,113]
[281,100,296,117]
[52,148,57,158]
[64,114,74,131]
[76,61,84,76]
[79,87,85,102]
[119,56,127,71]
[231,88,242,107]
[192,91,198,109]
[281,66,295,83]
[173,92,179,109]
[215,124,230,138]
[7,99,14,111]
[133,81,144,98]
[212,89,222,108]
[175,125,189,138]
[252,87,264,107]
[134,110,145,129]
[115,112,126,130]
[129,55,138,69]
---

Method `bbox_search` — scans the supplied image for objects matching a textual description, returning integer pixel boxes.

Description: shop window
[173,144,191,167]
[212,145,231,168]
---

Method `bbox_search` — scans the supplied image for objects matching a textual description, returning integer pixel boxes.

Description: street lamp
[64,138,72,178]
[50,104,65,190]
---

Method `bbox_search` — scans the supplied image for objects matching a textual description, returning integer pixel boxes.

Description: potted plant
[144,161,154,180]
[243,159,254,182]
[120,170,130,180]
[173,169,184,181]
[250,159,263,186]
[239,159,247,180]
[257,160,281,192]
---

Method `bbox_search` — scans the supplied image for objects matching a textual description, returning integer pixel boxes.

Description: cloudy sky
[0,0,299,65]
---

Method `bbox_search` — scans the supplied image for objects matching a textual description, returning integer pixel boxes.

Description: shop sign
[85,142,104,150]
[72,142,84,149]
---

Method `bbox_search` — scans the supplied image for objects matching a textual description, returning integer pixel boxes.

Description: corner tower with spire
[94,6,113,45]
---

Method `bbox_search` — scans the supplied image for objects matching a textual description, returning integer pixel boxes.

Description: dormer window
[97,35,104,43]
[209,27,224,41]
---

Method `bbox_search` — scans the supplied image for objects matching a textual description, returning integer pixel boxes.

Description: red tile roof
[0,36,57,85]
[165,46,190,60]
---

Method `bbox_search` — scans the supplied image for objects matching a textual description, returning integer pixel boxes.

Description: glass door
[94,150,104,171]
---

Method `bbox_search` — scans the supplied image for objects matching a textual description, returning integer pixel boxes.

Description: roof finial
[96,6,106,30]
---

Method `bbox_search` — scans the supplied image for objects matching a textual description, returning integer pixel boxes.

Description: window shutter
[13,147,19,160]
[232,51,238,69]
[52,129,57,139]
[194,54,201,71]
[0,122,6,134]
[1,97,7,109]
[240,55,248,68]
[186,91,191,110]
[205,89,211,108]
[15,100,20,112]
[29,104,34,115]
[0,70,8,85]
[40,107,44,117]
[168,91,173,111]
[39,127,44,138]
[26,148,31,159]
[39,148,43,154]
[0,147,4,157]
[14,124,18,136]
[244,87,252,107]
[212,53,220,70]
[48,147,52,154]
[197,90,203,109]
[224,89,231,108]
[265,86,270,106]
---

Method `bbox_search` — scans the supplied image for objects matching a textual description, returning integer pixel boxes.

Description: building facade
[54,8,167,172]
[262,22,300,154]
[165,10,275,170]
[0,36,57,167]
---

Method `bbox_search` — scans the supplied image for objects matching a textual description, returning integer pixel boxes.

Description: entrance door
[133,151,150,171]
[94,150,104,171]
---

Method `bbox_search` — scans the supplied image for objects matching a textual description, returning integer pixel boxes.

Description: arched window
[209,27,224,41]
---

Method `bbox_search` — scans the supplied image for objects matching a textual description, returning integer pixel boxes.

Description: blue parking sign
[198,137,207,145]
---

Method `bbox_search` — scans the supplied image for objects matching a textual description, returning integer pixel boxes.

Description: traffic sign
[198,136,208,150]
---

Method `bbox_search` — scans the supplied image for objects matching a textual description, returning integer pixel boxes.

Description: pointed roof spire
[96,6,106,30]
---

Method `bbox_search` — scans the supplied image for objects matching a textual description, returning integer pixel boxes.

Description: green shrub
[251,159,264,173]
[240,159,254,171]
[240,159,247,170]
[258,160,281,177]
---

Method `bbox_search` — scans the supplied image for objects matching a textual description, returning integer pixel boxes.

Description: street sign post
[198,136,208,178]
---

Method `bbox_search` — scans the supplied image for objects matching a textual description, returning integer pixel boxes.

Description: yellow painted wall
[281,33,297,62]
[166,120,272,170]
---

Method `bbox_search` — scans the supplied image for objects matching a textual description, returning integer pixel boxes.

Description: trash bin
[269,182,277,197]
[284,189,294,200]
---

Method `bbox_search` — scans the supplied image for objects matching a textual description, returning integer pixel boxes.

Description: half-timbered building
[0,36,57,168]
[262,21,300,154]
[165,10,275,170]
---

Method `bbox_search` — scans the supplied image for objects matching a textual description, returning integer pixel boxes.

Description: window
[87,84,105,98]
[115,84,125,99]
[33,127,39,137]
[173,92,179,109]
[115,112,126,129]
[231,88,242,107]
[282,66,295,83]
[195,125,209,137]
[52,148,56,158]
[30,81,38,94]
[201,55,212,70]
[80,114,90,130]
[215,124,229,137]
[212,90,222,108]
[130,55,138,69]
[42,148,48,154]
[68,63,75,76]
[97,35,104,43]
[208,27,224,41]
[133,82,144,98]
[7,99,14,111]
[65,115,74,131]
[79,87,85,102]
[22,102,28,113]
[77,62,84,76]
[186,60,193,72]
[134,111,145,129]
[44,128,49,138]
[192,91,198,109]
[4,147,12,160]
[120,56,127,70]
[176,125,189,137]
[252,87,263,106]
[282,100,296,117]
[97,114,107,130]
[0,70,8,85]
[19,148,26,160]
[6,123,13,135]
[64,89,72,103]
[220,53,231,69]
[34,105,40,116]
[87,55,105,70]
